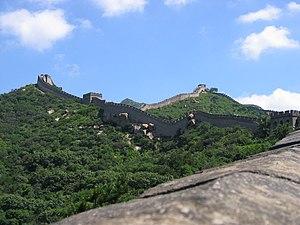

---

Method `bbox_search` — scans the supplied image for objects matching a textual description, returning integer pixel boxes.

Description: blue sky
[1,0,300,110]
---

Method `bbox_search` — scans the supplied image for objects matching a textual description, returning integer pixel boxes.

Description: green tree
[273,124,292,139]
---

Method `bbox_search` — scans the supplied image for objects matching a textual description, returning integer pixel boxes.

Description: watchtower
[82,92,103,105]
[39,74,54,86]
[270,110,300,132]
[193,84,207,94]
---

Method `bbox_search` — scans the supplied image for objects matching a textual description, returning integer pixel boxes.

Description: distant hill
[244,104,264,111]
[146,92,267,120]
[120,98,144,108]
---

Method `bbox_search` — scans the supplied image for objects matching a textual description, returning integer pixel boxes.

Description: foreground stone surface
[55,131,300,225]
[271,130,300,149]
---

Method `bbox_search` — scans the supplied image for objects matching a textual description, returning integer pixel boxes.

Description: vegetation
[146,92,267,120]
[209,87,218,93]
[0,85,277,224]
[120,98,144,108]
[273,124,293,140]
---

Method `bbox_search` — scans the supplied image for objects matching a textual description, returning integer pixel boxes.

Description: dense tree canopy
[0,85,277,224]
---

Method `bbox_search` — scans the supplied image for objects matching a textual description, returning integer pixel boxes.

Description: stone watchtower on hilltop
[193,84,208,94]
[40,74,55,86]
[82,92,103,104]
[37,74,102,103]
[270,110,300,132]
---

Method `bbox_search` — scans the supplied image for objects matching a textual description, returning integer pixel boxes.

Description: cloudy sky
[0,0,300,111]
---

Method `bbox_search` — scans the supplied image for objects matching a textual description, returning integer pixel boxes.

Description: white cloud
[54,53,65,62]
[0,9,75,51]
[91,0,147,17]
[238,5,281,23]
[227,0,251,9]
[164,0,193,6]
[65,64,80,77]
[288,2,300,12]
[53,54,80,77]
[238,26,300,60]
[198,26,209,35]
[237,89,300,111]
[76,19,93,29]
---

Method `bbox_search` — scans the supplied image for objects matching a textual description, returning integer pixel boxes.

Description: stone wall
[140,84,208,111]
[92,99,189,138]
[82,92,102,105]
[194,111,259,131]
[270,110,300,132]
[54,132,300,225]
[92,98,259,138]
[36,75,259,138]
[36,75,81,103]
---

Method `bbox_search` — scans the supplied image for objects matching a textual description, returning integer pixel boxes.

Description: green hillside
[146,92,267,120]
[0,85,276,224]
[120,98,144,108]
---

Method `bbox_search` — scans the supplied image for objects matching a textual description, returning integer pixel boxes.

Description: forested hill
[146,92,267,120]
[0,85,276,225]
[120,98,144,108]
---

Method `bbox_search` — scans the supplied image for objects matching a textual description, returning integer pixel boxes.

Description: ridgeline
[145,92,266,120]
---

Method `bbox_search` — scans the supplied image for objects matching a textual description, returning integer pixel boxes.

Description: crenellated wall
[36,74,259,138]
[92,98,259,138]
[92,98,192,138]
[140,84,208,111]
[270,110,300,132]
[36,75,81,103]
[193,111,259,131]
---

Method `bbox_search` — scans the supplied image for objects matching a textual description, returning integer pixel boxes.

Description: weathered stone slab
[55,170,300,225]
[272,130,300,149]
[141,149,300,198]
[54,132,300,225]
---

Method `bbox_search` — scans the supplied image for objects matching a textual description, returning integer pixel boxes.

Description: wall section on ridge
[194,111,259,131]
[92,99,259,138]
[141,93,195,111]
[92,98,190,138]
[36,75,81,103]
[140,84,208,111]
[36,75,259,138]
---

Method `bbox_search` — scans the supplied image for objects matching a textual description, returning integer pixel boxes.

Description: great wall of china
[37,74,300,138]
[139,84,209,110]
[36,75,82,103]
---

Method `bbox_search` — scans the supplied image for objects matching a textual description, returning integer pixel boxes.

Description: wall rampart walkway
[36,75,259,138]
[140,85,208,111]
[92,99,259,138]
[36,75,81,103]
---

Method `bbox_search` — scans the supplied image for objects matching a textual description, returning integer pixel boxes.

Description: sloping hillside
[146,92,267,120]
[120,98,144,108]
[0,85,275,224]
[0,85,169,224]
